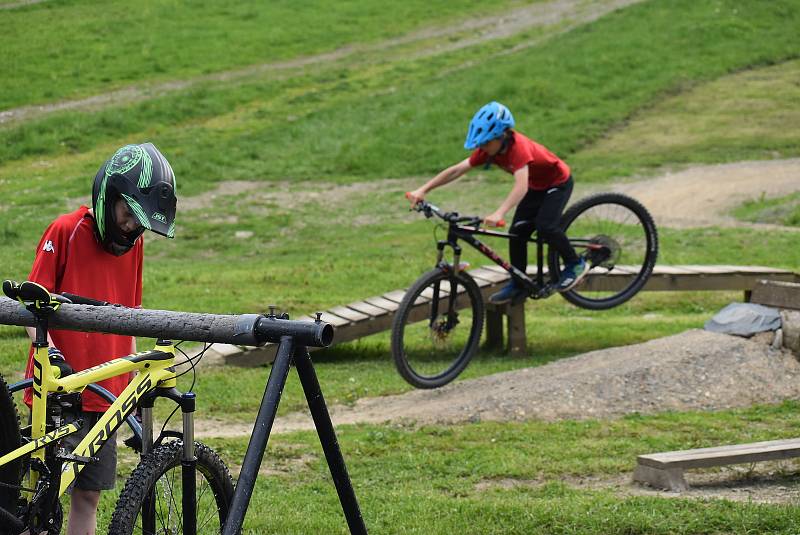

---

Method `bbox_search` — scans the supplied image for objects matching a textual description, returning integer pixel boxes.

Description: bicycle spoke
[554,194,658,310]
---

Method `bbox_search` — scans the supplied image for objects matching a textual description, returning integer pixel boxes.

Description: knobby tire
[391,267,484,389]
[109,440,234,535]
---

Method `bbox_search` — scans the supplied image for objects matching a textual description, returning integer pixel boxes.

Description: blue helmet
[464,101,515,150]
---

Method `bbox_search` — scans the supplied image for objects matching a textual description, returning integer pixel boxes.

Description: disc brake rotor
[430,314,458,342]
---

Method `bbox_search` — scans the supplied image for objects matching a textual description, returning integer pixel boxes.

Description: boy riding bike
[21,142,177,535]
[407,101,586,304]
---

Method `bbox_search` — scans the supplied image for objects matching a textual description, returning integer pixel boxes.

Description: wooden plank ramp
[219,265,798,366]
[633,438,800,491]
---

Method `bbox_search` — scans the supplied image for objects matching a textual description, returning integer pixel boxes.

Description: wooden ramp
[220,265,798,366]
[633,438,800,491]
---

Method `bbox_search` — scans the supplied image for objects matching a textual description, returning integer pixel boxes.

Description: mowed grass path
[0,0,529,109]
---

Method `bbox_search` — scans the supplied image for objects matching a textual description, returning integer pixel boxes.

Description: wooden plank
[708,265,792,274]
[346,301,390,317]
[482,265,509,275]
[382,290,408,303]
[671,265,734,274]
[468,267,509,284]
[328,306,370,323]
[363,296,400,312]
[638,438,800,470]
[606,265,640,275]
[751,280,800,310]
[314,311,351,328]
[652,265,698,275]
[525,265,551,276]
[420,285,452,300]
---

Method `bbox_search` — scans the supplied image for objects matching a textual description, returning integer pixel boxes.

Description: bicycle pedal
[56,452,99,465]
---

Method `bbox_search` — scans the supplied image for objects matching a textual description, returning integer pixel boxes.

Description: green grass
[732,192,800,227]
[1,1,800,531]
[572,58,800,181]
[0,0,530,110]
[94,402,800,533]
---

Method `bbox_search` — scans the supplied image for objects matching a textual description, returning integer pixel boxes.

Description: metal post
[222,336,294,535]
[294,346,368,535]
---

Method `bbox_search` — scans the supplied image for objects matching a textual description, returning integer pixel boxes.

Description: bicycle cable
[153,341,210,440]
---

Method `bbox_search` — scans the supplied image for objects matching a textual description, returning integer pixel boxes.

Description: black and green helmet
[92,143,177,255]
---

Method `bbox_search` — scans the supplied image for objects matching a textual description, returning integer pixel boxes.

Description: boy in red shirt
[407,101,587,303]
[23,142,177,535]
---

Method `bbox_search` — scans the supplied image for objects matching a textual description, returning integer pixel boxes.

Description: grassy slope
[0,0,528,109]
[1,2,800,531]
[573,58,800,180]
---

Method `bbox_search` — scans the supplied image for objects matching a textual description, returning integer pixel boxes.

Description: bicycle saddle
[2,280,71,305]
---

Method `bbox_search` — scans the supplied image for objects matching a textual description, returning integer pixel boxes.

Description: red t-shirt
[24,206,143,411]
[468,131,571,190]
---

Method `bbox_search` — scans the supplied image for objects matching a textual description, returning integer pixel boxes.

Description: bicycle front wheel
[109,440,234,535]
[549,192,659,310]
[391,267,484,389]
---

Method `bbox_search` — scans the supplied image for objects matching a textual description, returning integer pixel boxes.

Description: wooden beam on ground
[633,438,800,491]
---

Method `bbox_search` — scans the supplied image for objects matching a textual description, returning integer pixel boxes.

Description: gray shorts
[62,411,118,491]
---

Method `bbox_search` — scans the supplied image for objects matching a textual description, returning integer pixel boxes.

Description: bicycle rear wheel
[109,440,234,535]
[0,373,22,532]
[391,267,484,389]
[549,193,658,310]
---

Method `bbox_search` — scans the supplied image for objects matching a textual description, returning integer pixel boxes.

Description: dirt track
[608,158,800,229]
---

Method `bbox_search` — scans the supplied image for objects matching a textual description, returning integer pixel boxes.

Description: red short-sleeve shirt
[24,206,143,411]
[468,131,570,190]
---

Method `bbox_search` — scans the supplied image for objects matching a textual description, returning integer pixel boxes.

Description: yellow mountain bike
[0,280,233,534]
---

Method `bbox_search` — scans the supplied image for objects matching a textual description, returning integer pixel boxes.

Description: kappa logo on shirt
[42,240,55,253]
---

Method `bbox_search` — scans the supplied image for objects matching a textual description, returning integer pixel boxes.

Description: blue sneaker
[557,258,588,292]
[489,281,527,305]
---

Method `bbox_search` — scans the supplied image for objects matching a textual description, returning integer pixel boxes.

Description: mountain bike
[0,280,233,535]
[392,193,659,389]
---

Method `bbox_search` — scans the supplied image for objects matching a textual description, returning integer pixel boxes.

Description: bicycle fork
[139,385,197,535]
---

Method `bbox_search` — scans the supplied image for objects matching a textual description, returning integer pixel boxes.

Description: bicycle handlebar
[405,193,505,228]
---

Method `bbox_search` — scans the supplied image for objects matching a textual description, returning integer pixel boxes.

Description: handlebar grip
[61,293,112,307]
[497,219,506,228]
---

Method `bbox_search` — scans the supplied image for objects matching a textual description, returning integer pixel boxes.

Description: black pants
[509,176,579,273]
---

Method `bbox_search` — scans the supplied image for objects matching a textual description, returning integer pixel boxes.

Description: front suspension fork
[139,388,197,535]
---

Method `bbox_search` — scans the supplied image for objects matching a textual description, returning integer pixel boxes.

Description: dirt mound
[196,329,800,437]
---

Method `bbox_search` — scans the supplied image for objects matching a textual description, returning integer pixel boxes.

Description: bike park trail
[191,157,800,435]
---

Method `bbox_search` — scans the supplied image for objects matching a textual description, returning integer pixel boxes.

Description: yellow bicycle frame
[0,340,177,497]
